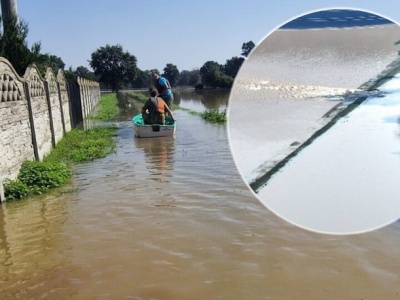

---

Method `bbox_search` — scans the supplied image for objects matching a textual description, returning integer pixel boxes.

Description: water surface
[1,90,400,299]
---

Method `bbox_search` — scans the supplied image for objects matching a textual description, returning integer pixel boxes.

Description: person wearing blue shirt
[151,72,174,108]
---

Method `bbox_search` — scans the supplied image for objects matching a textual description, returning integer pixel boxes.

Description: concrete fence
[0,57,100,202]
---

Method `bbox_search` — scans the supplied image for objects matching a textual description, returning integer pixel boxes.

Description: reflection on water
[0,192,76,298]
[134,136,176,183]
[1,92,400,298]
[174,89,230,111]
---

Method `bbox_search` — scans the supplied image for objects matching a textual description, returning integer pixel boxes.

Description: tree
[218,74,233,88]
[162,63,179,87]
[178,70,191,86]
[200,61,224,88]
[31,53,65,75]
[241,41,255,57]
[186,69,200,86]
[132,69,152,88]
[0,15,31,75]
[90,44,138,92]
[224,56,244,78]
[0,0,66,76]
[200,61,233,88]
[71,66,96,80]
[179,69,200,87]
[44,55,65,72]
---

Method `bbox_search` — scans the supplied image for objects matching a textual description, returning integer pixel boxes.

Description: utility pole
[1,0,19,27]
[0,0,18,203]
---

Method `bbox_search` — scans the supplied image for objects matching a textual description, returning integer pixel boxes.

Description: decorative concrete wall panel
[24,66,52,161]
[45,68,63,145]
[0,58,34,180]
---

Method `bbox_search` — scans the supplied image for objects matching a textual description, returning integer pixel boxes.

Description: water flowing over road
[1,90,400,298]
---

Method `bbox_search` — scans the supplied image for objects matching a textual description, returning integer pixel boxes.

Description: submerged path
[256,74,400,234]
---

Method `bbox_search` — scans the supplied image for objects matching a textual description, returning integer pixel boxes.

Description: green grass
[92,93,119,120]
[127,91,148,103]
[44,126,117,164]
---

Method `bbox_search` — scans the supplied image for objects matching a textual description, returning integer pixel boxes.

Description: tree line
[0,5,255,91]
[88,41,255,91]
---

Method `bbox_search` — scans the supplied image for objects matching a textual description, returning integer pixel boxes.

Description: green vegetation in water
[91,92,119,120]
[4,161,71,201]
[199,109,227,124]
[4,93,118,201]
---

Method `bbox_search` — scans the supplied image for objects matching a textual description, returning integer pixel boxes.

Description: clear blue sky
[17,0,400,72]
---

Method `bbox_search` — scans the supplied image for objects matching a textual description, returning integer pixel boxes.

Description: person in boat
[141,89,175,125]
[151,72,174,108]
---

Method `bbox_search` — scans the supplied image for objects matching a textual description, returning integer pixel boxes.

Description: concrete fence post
[43,80,56,148]
[24,81,40,161]
[57,81,66,135]
[0,175,5,203]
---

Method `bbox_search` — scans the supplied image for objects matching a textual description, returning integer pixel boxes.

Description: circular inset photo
[228,8,400,234]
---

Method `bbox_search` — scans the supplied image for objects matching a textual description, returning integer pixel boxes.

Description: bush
[3,179,30,200]
[18,161,71,193]
[200,109,227,123]
[3,160,71,200]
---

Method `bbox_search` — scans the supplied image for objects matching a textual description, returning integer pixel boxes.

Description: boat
[132,114,176,138]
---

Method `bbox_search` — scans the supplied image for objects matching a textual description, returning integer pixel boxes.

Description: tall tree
[200,61,224,88]
[0,15,31,75]
[74,66,96,80]
[241,41,255,57]
[162,63,179,87]
[132,69,152,88]
[90,44,138,92]
[178,69,201,87]
[224,56,244,77]
[187,69,200,86]
[31,53,65,75]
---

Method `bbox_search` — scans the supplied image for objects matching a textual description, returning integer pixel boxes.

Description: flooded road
[229,23,400,183]
[1,90,400,299]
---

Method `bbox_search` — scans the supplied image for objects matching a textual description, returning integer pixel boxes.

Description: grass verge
[92,92,120,120]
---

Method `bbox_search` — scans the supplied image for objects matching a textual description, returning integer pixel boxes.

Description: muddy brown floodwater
[1,92,400,299]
